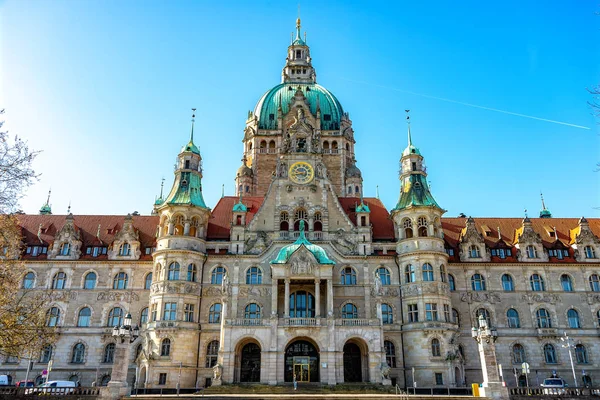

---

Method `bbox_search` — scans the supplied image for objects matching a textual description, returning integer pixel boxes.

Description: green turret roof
[394,173,440,211]
[356,202,370,213]
[232,194,247,212]
[163,171,208,208]
[271,221,335,265]
[181,140,200,155]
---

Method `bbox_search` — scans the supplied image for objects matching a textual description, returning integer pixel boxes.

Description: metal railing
[404,387,473,396]
[132,387,202,395]
[509,386,600,396]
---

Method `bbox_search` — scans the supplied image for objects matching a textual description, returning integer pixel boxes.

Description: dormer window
[26,246,48,256]
[269,113,275,121]
[86,246,107,257]
[60,243,71,256]
[119,243,131,256]
[585,246,597,259]
[526,245,538,259]
[469,245,480,258]
[324,114,331,121]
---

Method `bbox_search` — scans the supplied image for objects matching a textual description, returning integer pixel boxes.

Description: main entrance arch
[238,342,261,382]
[343,339,368,383]
[285,339,319,383]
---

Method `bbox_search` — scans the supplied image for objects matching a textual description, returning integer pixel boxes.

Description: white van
[0,375,10,386]
[25,380,76,394]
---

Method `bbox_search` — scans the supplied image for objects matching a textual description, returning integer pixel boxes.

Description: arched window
[46,307,60,327]
[60,243,70,256]
[507,309,520,328]
[589,274,600,292]
[211,266,226,284]
[512,344,526,363]
[103,343,115,363]
[536,308,552,328]
[440,265,447,283]
[140,307,148,324]
[119,243,130,256]
[294,208,307,231]
[469,245,481,258]
[452,308,460,325]
[107,307,123,327]
[23,272,35,289]
[476,308,491,327]
[422,263,434,281]
[575,344,588,364]
[209,303,222,324]
[244,303,261,319]
[113,272,128,290]
[584,246,596,259]
[471,274,486,291]
[341,267,357,285]
[417,216,428,237]
[377,267,391,285]
[84,272,96,289]
[568,309,581,328]
[403,218,413,238]
[314,212,323,232]
[279,212,289,231]
[160,338,171,356]
[381,304,393,324]
[168,262,180,280]
[342,303,358,319]
[72,343,85,364]
[526,245,537,259]
[77,307,91,327]
[431,338,441,357]
[405,264,416,283]
[561,274,573,291]
[205,340,219,368]
[144,273,153,289]
[52,272,66,289]
[40,345,53,363]
[187,264,197,282]
[246,267,262,284]
[501,274,514,291]
[384,340,396,368]
[530,274,545,291]
[544,344,557,364]
[448,274,455,291]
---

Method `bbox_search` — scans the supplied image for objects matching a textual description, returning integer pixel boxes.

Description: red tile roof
[337,197,395,241]
[207,197,265,240]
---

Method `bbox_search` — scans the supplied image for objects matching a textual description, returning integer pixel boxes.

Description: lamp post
[560,332,578,388]
[472,315,509,400]
[107,313,139,400]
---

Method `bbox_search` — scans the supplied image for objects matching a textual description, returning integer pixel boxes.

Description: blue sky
[1,0,599,218]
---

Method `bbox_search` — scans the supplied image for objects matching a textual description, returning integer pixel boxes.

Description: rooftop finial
[539,191,552,218]
[541,192,547,210]
[46,189,51,205]
[376,185,380,199]
[39,188,52,215]
[67,201,71,214]
[405,109,412,147]
[190,108,196,143]
[221,184,225,199]
[160,177,165,199]
[295,6,302,43]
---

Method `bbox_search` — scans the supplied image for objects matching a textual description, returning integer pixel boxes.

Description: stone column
[326,279,333,317]
[271,279,278,316]
[284,279,290,318]
[314,279,321,317]
[106,341,132,399]
[474,324,509,400]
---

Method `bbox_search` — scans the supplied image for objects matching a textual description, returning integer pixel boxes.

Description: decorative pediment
[48,214,82,260]
[108,214,141,260]
[460,217,485,245]
[288,246,317,276]
[458,217,490,262]
[516,217,542,245]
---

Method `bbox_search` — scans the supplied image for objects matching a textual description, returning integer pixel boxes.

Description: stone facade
[2,18,600,393]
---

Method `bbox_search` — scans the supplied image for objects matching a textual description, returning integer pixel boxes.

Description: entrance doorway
[343,342,362,382]
[240,343,261,382]
[285,340,319,382]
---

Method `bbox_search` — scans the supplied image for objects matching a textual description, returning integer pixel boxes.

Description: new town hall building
[4,19,600,390]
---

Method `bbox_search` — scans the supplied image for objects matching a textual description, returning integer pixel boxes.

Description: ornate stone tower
[139,112,211,388]
[240,18,358,197]
[390,113,458,387]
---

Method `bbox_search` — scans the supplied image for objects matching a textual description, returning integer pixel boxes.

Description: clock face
[289,162,314,184]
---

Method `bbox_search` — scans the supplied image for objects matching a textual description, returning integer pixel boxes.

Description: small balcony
[280,317,320,327]
[336,318,378,327]
[226,318,267,326]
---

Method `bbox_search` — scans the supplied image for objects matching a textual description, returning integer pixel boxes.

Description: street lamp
[560,332,578,388]
[112,313,140,344]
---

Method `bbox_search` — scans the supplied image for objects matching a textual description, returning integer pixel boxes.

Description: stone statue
[212,363,223,386]
[373,271,383,296]
[222,272,231,296]
[380,362,391,380]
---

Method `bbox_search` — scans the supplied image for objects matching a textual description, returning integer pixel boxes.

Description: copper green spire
[39,189,52,215]
[181,108,200,155]
[539,192,552,218]
[402,109,421,157]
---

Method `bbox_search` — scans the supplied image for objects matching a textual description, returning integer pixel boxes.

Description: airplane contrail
[339,78,591,130]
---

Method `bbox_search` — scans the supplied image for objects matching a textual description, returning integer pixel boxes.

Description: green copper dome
[254,83,344,130]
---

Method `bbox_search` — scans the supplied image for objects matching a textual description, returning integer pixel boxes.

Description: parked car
[15,380,34,387]
[541,378,567,395]
[0,375,11,386]
[25,380,76,395]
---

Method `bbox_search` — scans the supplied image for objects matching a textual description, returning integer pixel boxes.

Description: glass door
[293,357,310,382]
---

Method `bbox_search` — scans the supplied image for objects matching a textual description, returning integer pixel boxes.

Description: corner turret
[282,18,316,84]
